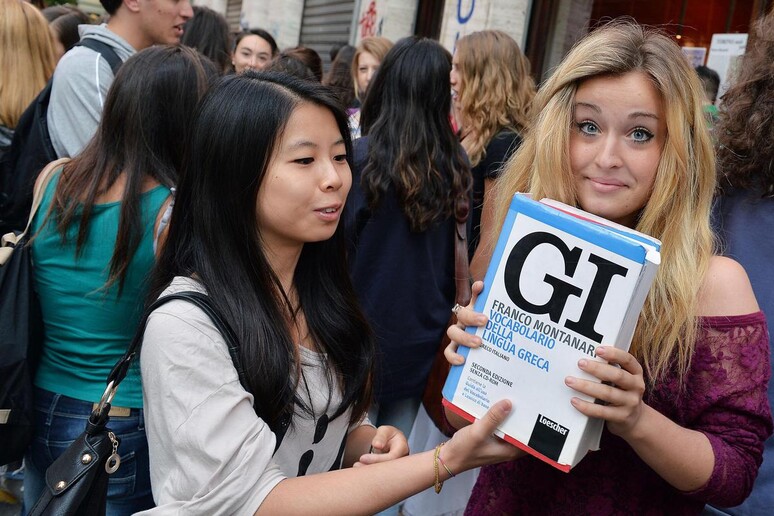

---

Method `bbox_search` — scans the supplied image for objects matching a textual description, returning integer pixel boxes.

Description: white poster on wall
[353,0,418,45]
[681,46,707,68]
[706,33,748,103]
[438,0,531,54]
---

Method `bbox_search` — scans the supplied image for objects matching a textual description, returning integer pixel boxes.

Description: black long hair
[149,71,375,430]
[181,6,231,74]
[360,37,470,232]
[49,45,213,293]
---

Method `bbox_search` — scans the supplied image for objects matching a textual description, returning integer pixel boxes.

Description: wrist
[612,402,650,443]
[438,438,467,476]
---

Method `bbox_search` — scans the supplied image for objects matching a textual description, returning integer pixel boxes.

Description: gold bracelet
[438,451,456,478]
[433,443,444,493]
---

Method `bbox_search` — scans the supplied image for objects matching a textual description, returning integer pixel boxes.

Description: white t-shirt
[138,277,367,515]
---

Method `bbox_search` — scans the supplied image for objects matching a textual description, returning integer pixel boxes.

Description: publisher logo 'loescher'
[528,414,570,462]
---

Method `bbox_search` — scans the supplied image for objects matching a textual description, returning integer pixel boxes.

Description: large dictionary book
[442,193,660,472]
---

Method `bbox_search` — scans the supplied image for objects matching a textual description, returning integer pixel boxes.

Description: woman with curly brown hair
[450,30,535,276]
[709,10,774,516]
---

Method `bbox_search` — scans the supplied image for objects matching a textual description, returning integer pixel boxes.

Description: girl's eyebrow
[574,101,600,113]
[629,111,660,120]
[287,140,318,151]
[574,102,659,121]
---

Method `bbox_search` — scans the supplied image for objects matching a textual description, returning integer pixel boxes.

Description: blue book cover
[442,194,660,471]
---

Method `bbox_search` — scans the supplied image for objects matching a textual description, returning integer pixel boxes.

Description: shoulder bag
[421,195,472,437]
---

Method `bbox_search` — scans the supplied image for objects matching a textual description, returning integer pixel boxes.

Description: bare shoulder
[697,256,760,316]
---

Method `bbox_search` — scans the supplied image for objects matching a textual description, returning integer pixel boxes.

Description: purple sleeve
[682,312,773,506]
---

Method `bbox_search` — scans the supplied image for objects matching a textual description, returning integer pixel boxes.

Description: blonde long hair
[351,36,393,102]
[0,0,57,129]
[455,30,535,166]
[493,21,716,382]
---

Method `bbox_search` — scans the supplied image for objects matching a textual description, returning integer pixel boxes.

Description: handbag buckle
[105,431,121,474]
[94,381,118,418]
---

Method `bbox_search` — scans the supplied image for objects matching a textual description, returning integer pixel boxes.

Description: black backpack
[0,38,122,235]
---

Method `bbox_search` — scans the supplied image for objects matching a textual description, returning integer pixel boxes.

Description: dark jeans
[23,387,154,515]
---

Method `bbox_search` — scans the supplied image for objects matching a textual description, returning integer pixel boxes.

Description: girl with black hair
[25,45,213,515]
[231,28,278,73]
[347,37,471,444]
[138,71,517,514]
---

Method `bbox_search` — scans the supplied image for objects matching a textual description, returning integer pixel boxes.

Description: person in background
[264,51,317,81]
[0,0,56,496]
[0,0,56,159]
[707,10,774,516]
[283,46,324,82]
[47,0,193,159]
[450,29,535,273]
[24,46,213,515]
[348,36,392,139]
[231,28,278,73]
[41,4,92,59]
[346,37,471,516]
[323,44,356,110]
[695,65,721,127]
[447,21,771,514]
[403,31,536,516]
[137,70,519,515]
[329,41,348,62]
[181,5,231,74]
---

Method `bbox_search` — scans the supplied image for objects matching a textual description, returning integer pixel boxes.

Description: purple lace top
[466,312,773,515]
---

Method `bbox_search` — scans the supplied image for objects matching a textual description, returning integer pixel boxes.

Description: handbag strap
[101,289,289,449]
[106,290,242,395]
[453,195,472,306]
[24,157,71,236]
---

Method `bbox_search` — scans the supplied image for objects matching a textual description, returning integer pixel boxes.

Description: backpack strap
[76,38,123,74]
[103,290,289,451]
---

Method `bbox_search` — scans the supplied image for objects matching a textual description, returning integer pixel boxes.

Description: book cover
[442,194,660,471]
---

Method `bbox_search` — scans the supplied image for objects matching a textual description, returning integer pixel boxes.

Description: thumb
[476,399,512,435]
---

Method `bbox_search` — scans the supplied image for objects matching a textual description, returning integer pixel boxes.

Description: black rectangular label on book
[528,413,569,462]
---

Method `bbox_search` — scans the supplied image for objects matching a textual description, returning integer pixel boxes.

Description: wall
[194,0,303,50]
[438,0,531,53]
[353,0,420,44]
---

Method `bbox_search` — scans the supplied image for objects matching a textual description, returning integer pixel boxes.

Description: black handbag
[29,290,289,515]
[0,158,69,466]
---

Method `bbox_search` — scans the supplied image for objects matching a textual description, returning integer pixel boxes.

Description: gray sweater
[47,24,135,158]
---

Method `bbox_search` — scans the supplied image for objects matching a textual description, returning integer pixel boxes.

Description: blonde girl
[448,21,771,514]
[348,36,392,139]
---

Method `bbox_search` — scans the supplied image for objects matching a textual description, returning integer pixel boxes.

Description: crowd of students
[1,0,773,514]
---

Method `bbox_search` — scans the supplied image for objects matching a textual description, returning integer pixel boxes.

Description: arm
[141,304,286,514]
[256,400,519,516]
[567,257,766,498]
[567,347,716,491]
[153,195,174,255]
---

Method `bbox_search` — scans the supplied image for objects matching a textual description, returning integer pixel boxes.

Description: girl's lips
[314,206,342,222]
[588,177,626,192]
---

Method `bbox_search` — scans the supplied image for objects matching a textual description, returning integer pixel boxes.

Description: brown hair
[455,30,535,166]
[716,11,774,197]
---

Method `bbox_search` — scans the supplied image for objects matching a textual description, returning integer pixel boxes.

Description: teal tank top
[31,169,170,407]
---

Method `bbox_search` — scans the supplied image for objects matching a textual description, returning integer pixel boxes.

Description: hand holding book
[564,345,646,439]
[445,280,487,367]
